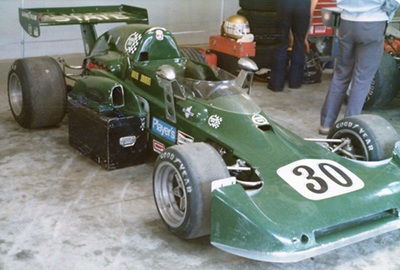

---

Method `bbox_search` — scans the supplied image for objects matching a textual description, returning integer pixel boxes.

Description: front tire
[328,115,399,161]
[153,143,229,239]
[7,57,67,129]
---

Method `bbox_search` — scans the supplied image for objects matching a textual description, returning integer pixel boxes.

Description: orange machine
[208,35,256,75]
[209,35,256,58]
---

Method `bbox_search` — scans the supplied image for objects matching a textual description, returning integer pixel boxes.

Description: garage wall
[0,0,240,60]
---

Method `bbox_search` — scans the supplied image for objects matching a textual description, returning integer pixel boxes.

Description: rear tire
[8,57,67,128]
[153,143,229,239]
[363,52,399,109]
[180,47,208,64]
[328,115,399,161]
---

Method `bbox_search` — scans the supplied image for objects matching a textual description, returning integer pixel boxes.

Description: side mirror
[156,65,176,81]
[236,58,258,95]
[156,65,185,124]
[238,58,258,72]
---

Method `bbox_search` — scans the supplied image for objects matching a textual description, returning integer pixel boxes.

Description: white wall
[0,0,240,60]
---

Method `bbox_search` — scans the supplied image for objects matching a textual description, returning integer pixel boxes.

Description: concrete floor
[2,54,400,270]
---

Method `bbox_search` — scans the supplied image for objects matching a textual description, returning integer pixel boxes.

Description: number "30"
[293,163,353,194]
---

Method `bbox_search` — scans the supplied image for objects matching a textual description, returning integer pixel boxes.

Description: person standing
[319,0,400,135]
[268,0,318,92]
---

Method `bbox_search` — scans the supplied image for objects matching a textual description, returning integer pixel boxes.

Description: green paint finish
[19,5,148,54]
[211,152,400,262]
[19,5,148,37]
[18,4,400,262]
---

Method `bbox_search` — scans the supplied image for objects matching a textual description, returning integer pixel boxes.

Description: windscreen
[178,69,261,115]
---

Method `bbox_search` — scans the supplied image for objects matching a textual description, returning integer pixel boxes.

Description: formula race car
[8,5,400,263]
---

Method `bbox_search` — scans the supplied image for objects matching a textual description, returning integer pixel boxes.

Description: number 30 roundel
[277,159,364,201]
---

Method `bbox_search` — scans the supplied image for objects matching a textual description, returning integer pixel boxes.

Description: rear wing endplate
[19,5,148,37]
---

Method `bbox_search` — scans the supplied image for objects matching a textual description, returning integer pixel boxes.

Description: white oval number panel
[277,159,364,201]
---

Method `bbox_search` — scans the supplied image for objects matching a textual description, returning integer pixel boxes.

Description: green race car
[7,5,400,263]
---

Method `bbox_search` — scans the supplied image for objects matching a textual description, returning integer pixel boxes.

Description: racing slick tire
[7,57,67,129]
[153,142,230,239]
[237,9,277,28]
[328,114,399,161]
[239,0,277,11]
[363,52,400,109]
[251,44,276,69]
[236,9,279,45]
[180,47,208,64]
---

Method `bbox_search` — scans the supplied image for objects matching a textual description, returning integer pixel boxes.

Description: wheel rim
[331,130,369,161]
[9,73,23,116]
[154,161,187,228]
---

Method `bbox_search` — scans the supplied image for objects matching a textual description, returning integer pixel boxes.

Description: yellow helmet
[222,15,251,40]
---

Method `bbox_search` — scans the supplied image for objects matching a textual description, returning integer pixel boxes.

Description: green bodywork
[210,124,400,262]
[19,5,148,54]
[19,5,400,262]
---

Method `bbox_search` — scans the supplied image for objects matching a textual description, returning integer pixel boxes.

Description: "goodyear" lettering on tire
[159,151,192,193]
[335,121,374,151]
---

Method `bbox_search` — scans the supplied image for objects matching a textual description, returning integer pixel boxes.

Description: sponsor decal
[21,11,38,21]
[153,140,165,154]
[252,114,269,126]
[140,117,146,131]
[156,29,164,41]
[315,26,327,34]
[28,24,33,36]
[277,159,364,201]
[152,117,176,143]
[177,130,194,145]
[208,114,223,129]
[323,12,331,21]
[125,32,142,54]
[131,70,139,80]
[182,106,194,119]
[140,74,151,86]
[40,12,130,23]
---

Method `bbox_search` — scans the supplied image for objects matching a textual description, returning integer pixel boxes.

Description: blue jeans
[320,20,386,128]
[269,0,310,90]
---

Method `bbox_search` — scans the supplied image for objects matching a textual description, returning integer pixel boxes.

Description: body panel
[16,5,400,262]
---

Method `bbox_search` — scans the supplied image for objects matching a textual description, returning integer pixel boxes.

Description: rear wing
[19,5,148,55]
[19,5,148,37]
